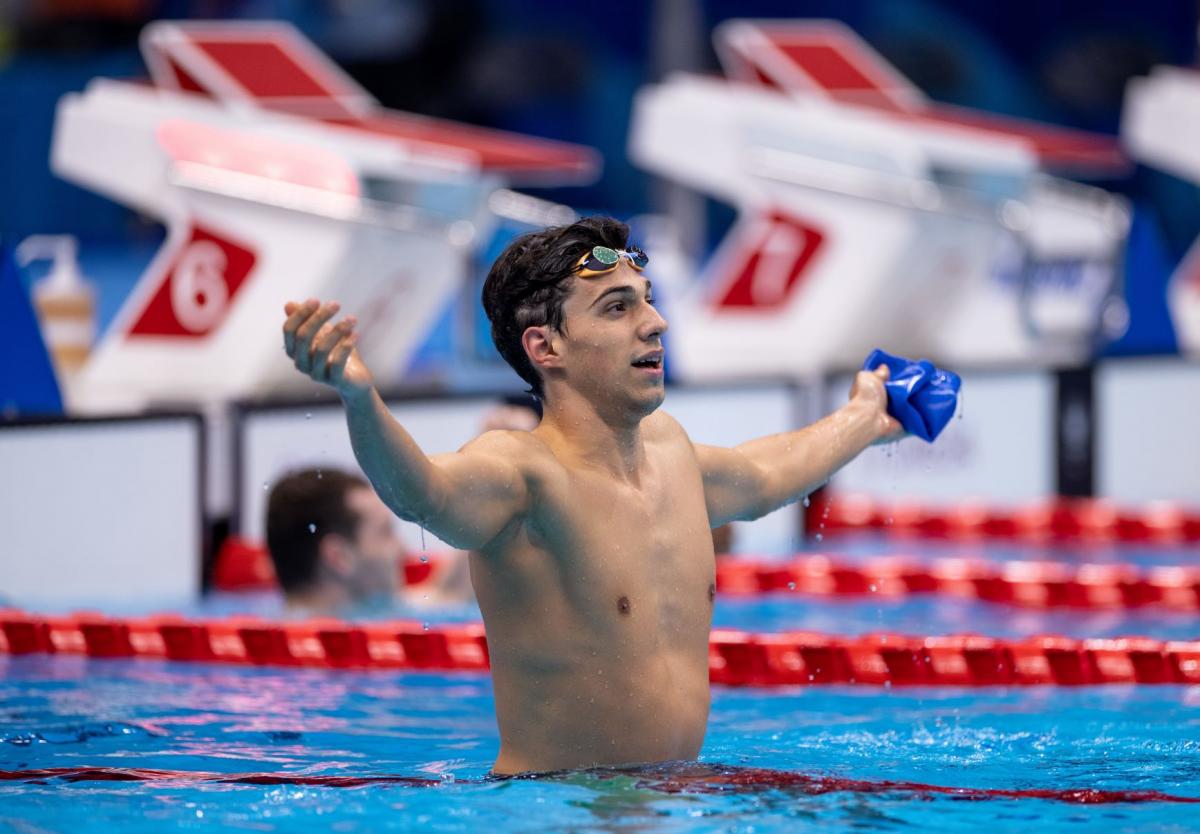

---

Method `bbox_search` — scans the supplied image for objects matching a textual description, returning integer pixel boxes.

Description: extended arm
[283,300,529,549]
[696,368,901,526]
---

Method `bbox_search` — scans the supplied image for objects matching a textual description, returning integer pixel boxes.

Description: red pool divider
[211,536,444,592]
[716,554,1200,610]
[4,609,1197,687]
[214,538,1200,612]
[0,764,1196,804]
[808,495,1200,544]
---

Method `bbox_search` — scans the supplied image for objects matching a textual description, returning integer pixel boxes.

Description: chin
[635,385,666,416]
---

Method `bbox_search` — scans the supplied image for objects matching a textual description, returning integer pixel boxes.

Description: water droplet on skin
[787,582,797,591]
[422,622,430,631]
[308,523,316,533]
[419,555,429,564]
[803,496,811,508]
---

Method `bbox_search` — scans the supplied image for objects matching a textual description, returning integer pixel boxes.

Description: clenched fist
[849,365,905,444]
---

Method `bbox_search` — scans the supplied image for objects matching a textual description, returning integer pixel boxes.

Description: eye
[645,295,656,306]
[606,301,627,313]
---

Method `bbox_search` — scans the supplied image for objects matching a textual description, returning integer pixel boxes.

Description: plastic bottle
[15,235,96,382]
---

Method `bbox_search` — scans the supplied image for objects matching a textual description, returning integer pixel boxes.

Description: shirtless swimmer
[281,216,903,775]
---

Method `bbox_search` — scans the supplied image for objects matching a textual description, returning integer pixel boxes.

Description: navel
[617,595,631,615]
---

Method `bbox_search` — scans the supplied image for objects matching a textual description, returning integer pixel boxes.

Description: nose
[642,301,668,340]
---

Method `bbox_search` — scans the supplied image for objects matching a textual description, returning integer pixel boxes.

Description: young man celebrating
[281,216,902,775]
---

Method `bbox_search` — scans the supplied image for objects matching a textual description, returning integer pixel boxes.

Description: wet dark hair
[265,468,367,593]
[482,216,629,398]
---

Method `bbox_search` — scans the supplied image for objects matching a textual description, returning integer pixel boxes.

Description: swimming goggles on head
[573,245,649,278]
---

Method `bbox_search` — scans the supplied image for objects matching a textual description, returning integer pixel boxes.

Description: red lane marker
[3,765,1196,804]
[3,611,1197,687]
[0,767,437,787]
[716,554,1200,611]
[808,496,1200,545]
[210,536,449,592]
[617,764,1200,804]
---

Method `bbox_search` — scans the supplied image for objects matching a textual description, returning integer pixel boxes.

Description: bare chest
[528,453,716,636]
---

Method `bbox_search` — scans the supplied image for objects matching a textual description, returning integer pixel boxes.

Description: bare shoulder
[457,428,559,480]
[644,410,694,447]
[459,427,551,462]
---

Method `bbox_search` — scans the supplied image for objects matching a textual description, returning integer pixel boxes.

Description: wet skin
[468,410,717,774]
[282,260,899,776]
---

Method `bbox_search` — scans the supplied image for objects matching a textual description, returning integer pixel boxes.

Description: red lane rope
[3,610,1198,687]
[717,555,1200,611]
[214,538,1200,612]
[210,537,446,592]
[807,495,1200,544]
[0,766,436,787]
[1,765,1195,804]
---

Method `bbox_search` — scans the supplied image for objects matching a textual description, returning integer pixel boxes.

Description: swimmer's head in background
[265,468,366,593]
[482,216,637,399]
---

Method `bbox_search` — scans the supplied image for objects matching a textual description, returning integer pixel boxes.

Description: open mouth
[632,354,664,370]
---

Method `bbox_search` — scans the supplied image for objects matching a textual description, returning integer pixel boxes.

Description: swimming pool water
[2,654,1198,833]
[3,538,1198,831]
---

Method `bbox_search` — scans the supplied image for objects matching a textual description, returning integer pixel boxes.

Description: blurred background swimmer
[261,396,541,617]
[265,467,472,616]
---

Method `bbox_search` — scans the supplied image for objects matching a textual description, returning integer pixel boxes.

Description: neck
[285,582,351,617]
[537,385,647,481]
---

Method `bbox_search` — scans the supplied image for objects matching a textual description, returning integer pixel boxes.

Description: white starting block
[629,19,1130,380]
[1122,64,1200,357]
[52,21,598,412]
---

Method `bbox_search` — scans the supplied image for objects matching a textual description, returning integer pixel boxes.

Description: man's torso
[470,412,716,774]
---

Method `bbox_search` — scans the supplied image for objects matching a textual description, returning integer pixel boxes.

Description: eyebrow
[588,279,654,310]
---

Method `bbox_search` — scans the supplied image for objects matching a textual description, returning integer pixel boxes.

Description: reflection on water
[2,643,1199,831]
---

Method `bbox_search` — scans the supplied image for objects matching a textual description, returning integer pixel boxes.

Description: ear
[317,534,353,577]
[522,325,563,374]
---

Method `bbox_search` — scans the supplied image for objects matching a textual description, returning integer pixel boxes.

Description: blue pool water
[1,656,1198,832]
[3,538,1198,832]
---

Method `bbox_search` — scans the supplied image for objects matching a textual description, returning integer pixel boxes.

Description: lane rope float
[716,554,1200,610]
[0,764,1196,804]
[3,610,1198,687]
[807,496,1200,543]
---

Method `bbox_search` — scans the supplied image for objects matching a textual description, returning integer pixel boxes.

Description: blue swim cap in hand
[862,349,961,443]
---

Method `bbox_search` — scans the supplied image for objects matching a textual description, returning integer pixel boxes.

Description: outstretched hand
[282,299,374,398]
[849,365,905,444]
